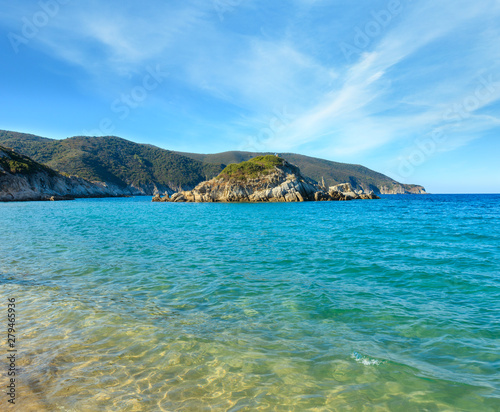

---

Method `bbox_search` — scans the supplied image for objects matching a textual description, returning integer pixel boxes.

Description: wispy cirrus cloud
[1,1,211,72]
[263,0,500,157]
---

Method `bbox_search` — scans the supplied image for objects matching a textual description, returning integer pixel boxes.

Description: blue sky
[1,0,499,193]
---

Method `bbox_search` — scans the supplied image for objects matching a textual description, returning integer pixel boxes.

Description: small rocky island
[153,155,380,203]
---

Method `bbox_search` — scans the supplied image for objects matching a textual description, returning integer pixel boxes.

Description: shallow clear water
[1,195,499,411]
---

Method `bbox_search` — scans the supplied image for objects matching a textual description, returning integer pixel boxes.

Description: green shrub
[218,155,284,181]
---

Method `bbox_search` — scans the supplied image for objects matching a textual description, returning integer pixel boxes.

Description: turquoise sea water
[1,195,499,411]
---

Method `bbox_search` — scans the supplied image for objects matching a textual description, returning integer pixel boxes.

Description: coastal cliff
[0,146,133,201]
[378,184,427,194]
[153,156,380,203]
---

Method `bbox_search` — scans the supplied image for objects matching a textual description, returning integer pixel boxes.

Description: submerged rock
[152,155,380,203]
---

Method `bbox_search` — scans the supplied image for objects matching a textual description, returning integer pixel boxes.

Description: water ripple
[0,194,499,411]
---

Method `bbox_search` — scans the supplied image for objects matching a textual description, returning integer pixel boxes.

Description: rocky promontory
[153,155,380,203]
[0,146,131,201]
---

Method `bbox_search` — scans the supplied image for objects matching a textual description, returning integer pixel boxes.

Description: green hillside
[0,130,425,194]
[0,131,223,190]
[0,144,57,177]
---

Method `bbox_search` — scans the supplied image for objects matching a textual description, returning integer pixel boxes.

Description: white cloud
[183,38,337,112]
[259,0,500,158]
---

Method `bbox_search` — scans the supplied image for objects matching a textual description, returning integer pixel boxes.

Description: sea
[1,194,499,411]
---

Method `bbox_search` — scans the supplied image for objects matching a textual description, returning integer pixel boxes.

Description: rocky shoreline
[0,170,134,202]
[153,156,380,203]
[0,146,134,202]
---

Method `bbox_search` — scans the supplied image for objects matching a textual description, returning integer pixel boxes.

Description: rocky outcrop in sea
[153,156,380,203]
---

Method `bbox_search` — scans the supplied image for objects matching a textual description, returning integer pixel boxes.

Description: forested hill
[0,131,223,191]
[0,130,426,194]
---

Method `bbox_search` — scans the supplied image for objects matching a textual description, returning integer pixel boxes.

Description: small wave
[351,351,384,366]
